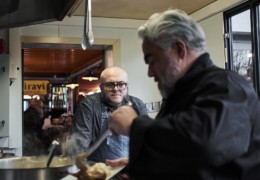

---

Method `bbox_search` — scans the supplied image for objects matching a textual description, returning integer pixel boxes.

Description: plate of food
[66,162,125,180]
[106,165,125,180]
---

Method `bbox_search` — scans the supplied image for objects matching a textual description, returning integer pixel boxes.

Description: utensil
[46,140,60,168]
[87,0,94,46]
[75,129,111,170]
[81,0,88,50]
[81,0,94,50]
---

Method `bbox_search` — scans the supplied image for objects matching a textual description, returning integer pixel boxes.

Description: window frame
[224,0,260,96]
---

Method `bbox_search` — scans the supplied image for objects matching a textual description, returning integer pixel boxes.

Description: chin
[110,97,123,104]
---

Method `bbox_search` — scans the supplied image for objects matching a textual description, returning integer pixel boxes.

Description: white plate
[60,165,125,180]
[60,175,77,180]
[106,165,125,180]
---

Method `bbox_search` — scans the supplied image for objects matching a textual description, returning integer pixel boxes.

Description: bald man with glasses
[70,66,148,163]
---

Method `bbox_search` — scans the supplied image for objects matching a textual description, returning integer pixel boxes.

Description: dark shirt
[23,107,49,156]
[71,93,148,163]
[128,53,260,180]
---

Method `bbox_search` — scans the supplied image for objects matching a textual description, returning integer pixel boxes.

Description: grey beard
[159,83,175,99]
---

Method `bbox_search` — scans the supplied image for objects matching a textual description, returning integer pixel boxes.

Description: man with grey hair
[71,66,148,163]
[108,9,260,179]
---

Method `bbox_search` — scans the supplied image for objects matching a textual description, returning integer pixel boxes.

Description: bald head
[100,67,128,83]
[99,67,129,106]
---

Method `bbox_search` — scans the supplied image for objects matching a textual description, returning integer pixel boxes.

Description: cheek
[148,62,162,77]
[159,62,174,82]
[121,89,128,96]
[103,91,110,97]
[155,61,168,77]
[166,63,181,84]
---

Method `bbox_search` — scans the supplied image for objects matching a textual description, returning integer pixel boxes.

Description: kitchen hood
[0,0,77,29]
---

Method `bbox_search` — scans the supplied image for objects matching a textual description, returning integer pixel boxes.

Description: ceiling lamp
[66,83,79,89]
[82,76,98,81]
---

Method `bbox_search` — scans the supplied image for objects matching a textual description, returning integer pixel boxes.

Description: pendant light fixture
[66,78,79,89]
[66,83,79,89]
[82,76,98,81]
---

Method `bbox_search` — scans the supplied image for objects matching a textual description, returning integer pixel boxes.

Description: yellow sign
[24,80,49,95]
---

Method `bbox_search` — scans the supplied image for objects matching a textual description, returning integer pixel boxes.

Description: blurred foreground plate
[106,165,125,180]
[60,165,125,180]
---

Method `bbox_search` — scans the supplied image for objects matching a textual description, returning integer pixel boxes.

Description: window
[224,0,260,96]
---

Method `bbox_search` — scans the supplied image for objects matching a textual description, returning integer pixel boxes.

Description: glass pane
[231,10,253,85]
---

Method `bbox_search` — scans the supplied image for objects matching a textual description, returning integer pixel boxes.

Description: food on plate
[71,162,112,180]
[88,163,112,178]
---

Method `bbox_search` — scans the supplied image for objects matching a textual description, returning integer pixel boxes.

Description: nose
[112,85,119,91]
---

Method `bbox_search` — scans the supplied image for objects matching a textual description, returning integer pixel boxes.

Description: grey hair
[138,9,206,52]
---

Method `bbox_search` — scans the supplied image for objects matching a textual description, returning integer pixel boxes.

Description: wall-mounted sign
[24,80,49,96]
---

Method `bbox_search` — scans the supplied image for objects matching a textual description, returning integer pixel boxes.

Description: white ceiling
[68,0,217,20]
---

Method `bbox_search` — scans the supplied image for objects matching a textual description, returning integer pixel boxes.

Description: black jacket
[128,53,260,180]
[23,107,49,155]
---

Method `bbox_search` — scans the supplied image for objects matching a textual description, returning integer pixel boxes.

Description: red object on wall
[0,39,6,54]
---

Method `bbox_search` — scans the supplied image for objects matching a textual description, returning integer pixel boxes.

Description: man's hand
[109,106,137,136]
[106,157,129,167]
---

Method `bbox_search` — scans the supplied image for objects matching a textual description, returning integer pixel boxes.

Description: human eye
[117,82,126,88]
[104,82,114,89]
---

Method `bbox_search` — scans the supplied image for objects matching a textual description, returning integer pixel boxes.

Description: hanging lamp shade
[66,83,79,89]
[82,76,98,81]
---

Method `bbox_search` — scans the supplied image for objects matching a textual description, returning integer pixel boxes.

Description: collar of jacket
[176,53,214,86]
[165,53,215,99]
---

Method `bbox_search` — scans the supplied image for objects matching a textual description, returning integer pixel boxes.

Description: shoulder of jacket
[128,95,145,105]
[82,93,101,103]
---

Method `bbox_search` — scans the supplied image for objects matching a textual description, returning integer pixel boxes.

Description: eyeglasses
[101,81,128,91]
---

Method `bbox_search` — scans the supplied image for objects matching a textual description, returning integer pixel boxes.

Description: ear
[174,41,186,59]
